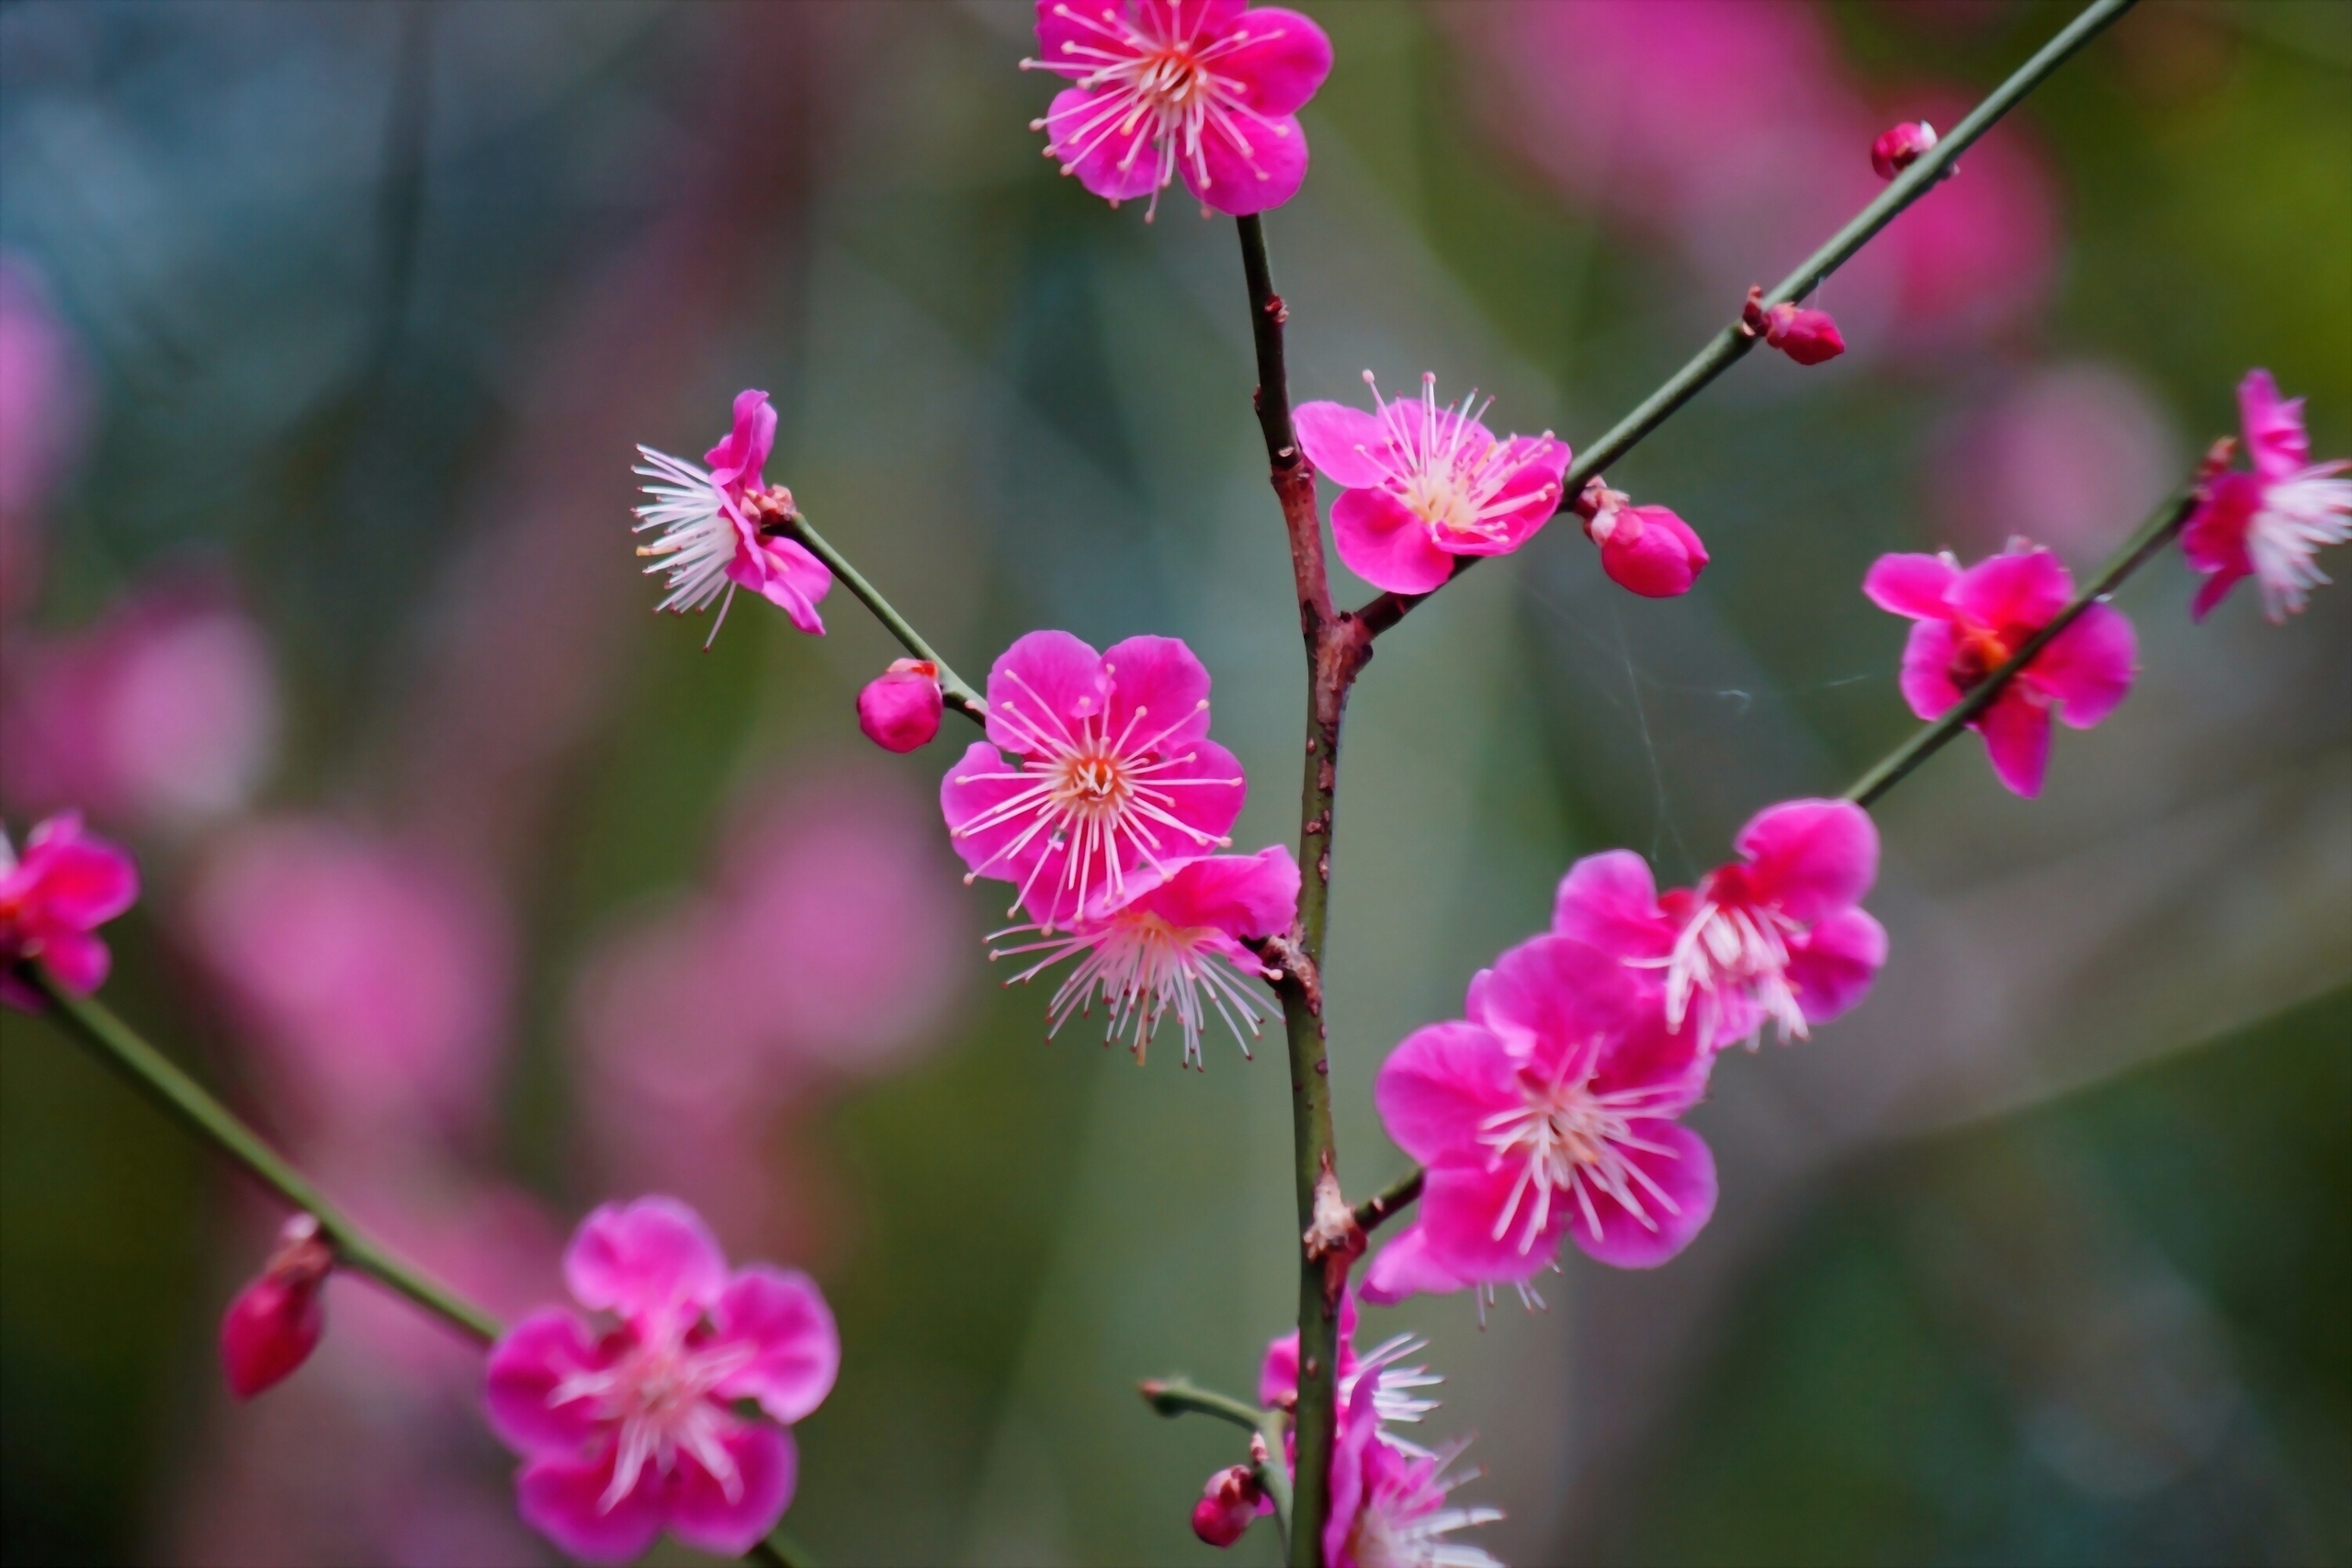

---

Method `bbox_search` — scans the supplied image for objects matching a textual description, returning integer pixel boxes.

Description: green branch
[1141,1379,1295,1543]
[764,511,985,722]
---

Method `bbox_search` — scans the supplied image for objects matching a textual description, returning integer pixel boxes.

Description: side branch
[1140,1380,1296,1542]
[1351,1165,1424,1234]
[762,512,985,721]
[1352,0,2139,638]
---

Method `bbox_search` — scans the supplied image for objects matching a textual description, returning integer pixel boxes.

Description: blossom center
[1949,618,2024,691]
[1361,374,1554,547]
[1051,745,1136,819]
[550,1326,754,1512]
[1660,891,1804,1046]
[1476,1063,1681,1253]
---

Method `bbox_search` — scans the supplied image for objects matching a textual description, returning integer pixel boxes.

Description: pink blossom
[1871,119,1939,180]
[485,1197,838,1563]
[942,630,1245,931]
[189,820,509,1138]
[0,810,137,1009]
[1295,373,1571,595]
[1323,1377,1503,1568]
[1577,481,1708,598]
[1554,797,1887,1053]
[1864,541,2138,797]
[1258,1289,1442,1452]
[1745,287,1846,366]
[1023,0,1333,220]
[857,658,945,752]
[1,578,278,830]
[2182,369,2352,623]
[634,389,831,643]
[1374,933,1716,1281]
[220,1213,334,1400]
[990,845,1295,1067]
[1191,1464,1271,1547]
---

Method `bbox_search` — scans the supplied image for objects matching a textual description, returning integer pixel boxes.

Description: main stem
[1354,0,2139,638]
[1238,212,1366,1568]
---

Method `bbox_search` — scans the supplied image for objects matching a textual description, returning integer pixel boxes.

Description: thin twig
[1140,1379,1295,1541]
[763,511,985,721]
[1351,1166,1424,1235]
[1353,0,2140,638]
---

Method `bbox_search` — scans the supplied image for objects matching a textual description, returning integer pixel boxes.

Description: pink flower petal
[1100,634,1214,752]
[1952,545,2070,630]
[983,630,1108,757]
[709,1267,840,1427]
[1977,688,2052,798]
[1551,849,1674,960]
[1591,1003,1712,1108]
[1897,618,1965,720]
[563,1197,729,1333]
[1732,797,1876,926]
[1359,1223,1468,1304]
[1374,1021,1517,1165]
[2181,472,2258,578]
[1785,907,1887,1027]
[663,1423,797,1557]
[704,389,775,492]
[1132,845,1298,942]
[1565,1122,1716,1269]
[1185,109,1309,217]
[514,1452,666,1566]
[1293,401,1395,491]
[1594,504,1707,597]
[2238,368,2310,484]
[2190,562,2245,623]
[1415,1159,1567,1282]
[2031,601,2136,730]
[729,528,832,636]
[484,1309,612,1460]
[1041,87,1164,205]
[1214,6,1333,117]
[1860,551,1960,620]
[1331,488,1455,594]
[34,926,108,994]
[1475,932,1645,1071]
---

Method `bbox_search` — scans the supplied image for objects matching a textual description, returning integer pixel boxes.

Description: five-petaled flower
[1295,372,1571,596]
[1023,0,1334,220]
[485,1197,839,1564]
[1374,933,1717,1284]
[0,809,137,1010]
[1553,798,1887,1055]
[1865,540,2138,797]
[2182,369,2352,624]
[942,631,1246,933]
[991,845,1295,1067]
[633,389,832,646]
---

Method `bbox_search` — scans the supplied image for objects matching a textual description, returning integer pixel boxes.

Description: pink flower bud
[220,1213,333,1399]
[1191,1464,1265,1549]
[1871,120,1939,181]
[1740,286,1847,367]
[1586,496,1709,598]
[856,659,944,752]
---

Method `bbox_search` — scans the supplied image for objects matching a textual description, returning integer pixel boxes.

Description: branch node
[1303,1151,1366,1313]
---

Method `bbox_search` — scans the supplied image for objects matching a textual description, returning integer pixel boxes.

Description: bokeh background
[3,2,2347,1563]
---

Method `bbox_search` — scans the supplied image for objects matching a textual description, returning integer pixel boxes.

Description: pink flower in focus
[1871,119,1939,180]
[1023,0,1333,220]
[1577,480,1708,598]
[485,1198,838,1563]
[1,579,278,830]
[1555,798,1886,1053]
[1864,541,2138,796]
[858,659,944,752]
[1374,933,1716,1281]
[2182,369,2352,623]
[1295,373,1571,595]
[1323,1377,1503,1568]
[1192,1463,1271,1548]
[220,1213,334,1400]
[0,810,137,1009]
[189,820,509,1138]
[634,389,832,643]
[943,630,1245,931]
[991,845,1295,1067]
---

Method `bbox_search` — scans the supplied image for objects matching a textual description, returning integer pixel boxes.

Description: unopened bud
[1871,120,1939,181]
[857,659,944,752]
[1191,1464,1266,1549]
[220,1213,333,1400]
[1587,495,1709,599]
[1743,287,1845,366]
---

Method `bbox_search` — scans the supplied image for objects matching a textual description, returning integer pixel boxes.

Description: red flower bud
[1587,498,1709,598]
[1190,1463,1266,1549]
[1871,120,1939,181]
[220,1213,333,1399]
[856,659,944,752]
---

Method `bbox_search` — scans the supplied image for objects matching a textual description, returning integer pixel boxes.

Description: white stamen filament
[1643,893,1809,1050]
[548,1332,757,1513]
[632,446,744,649]
[2248,466,2352,620]
[1476,1056,1687,1255]
[989,905,1269,1068]
[1354,372,1556,547]
[1342,1438,1506,1568]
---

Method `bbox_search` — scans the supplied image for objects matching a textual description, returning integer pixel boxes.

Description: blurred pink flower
[1295,373,1569,596]
[2183,368,2352,623]
[1023,0,1334,220]
[1324,1376,1503,1568]
[634,389,831,642]
[857,659,944,752]
[0,809,138,1008]
[220,1214,334,1401]
[1929,361,2181,555]
[1871,118,1939,179]
[944,631,1246,931]
[1865,541,2138,796]
[1554,798,1887,1051]
[1191,1462,1271,1547]
[1375,934,1715,1280]
[485,1197,837,1563]
[189,819,510,1139]
[1,578,278,831]
[1258,1290,1442,1453]
[991,845,1296,1068]
[0,254,90,616]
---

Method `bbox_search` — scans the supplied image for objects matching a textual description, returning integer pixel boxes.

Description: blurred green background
[2,2,2346,1564]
